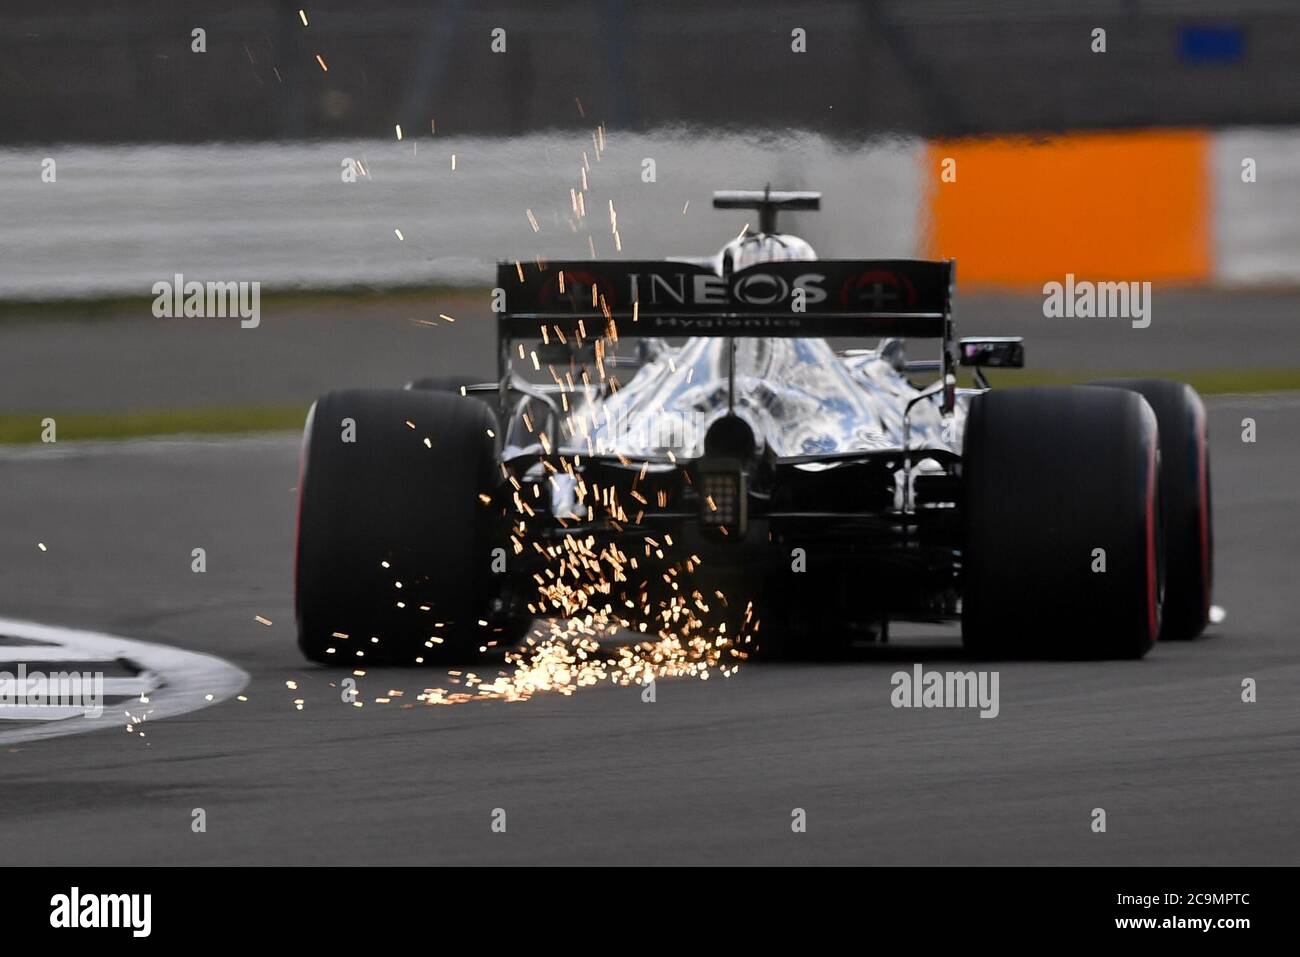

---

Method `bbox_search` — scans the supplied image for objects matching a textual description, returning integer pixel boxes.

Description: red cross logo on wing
[840,269,918,311]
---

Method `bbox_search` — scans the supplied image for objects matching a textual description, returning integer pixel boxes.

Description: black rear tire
[1090,379,1212,640]
[962,386,1161,659]
[295,389,500,664]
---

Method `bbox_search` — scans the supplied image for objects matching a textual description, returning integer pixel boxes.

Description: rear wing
[496,259,954,340]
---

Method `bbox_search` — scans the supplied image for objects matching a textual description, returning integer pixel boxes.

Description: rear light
[698,468,747,536]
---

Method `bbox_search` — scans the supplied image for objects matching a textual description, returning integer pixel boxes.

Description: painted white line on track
[0,675,158,708]
[0,617,247,745]
[0,644,150,663]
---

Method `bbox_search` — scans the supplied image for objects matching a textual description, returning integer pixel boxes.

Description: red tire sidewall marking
[1194,401,1211,613]
[1145,435,1159,642]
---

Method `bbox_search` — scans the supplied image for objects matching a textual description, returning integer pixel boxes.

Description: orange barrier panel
[922,129,1210,287]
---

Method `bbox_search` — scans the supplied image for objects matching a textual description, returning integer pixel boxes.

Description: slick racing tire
[962,386,1162,660]
[405,375,537,644]
[295,389,499,664]
[1090,379,1212,641]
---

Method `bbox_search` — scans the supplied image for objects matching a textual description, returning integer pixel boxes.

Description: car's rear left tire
[295,388,500,664]
[962,385,1162,660]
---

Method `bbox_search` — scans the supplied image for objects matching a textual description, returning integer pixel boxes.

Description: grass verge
[0,404,307,444]
[963,366,1300,393]
[1,367,1296,445]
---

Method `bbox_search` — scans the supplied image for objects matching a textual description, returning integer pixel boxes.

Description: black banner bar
[4,865,1279,943]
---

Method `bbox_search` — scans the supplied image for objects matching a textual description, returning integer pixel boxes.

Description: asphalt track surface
[0,393,1297,865]
[4,288,1300,414]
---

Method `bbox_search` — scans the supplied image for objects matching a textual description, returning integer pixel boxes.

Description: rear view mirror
[959,337,1024,368]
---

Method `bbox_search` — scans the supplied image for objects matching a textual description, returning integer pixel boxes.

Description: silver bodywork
[520,227,969,475]
[501,223,972,520]
[564,335,968,463]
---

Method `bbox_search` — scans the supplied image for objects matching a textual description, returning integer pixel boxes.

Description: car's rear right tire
[1090,379,1212,641]
[961,386,1161,660]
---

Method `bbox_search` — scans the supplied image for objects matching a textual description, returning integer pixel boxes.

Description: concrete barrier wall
[1213,128,1300,285]
[0,133,923,299]
[0,127,1293,300]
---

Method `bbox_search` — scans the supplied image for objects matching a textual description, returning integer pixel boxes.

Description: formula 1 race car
[293,189,1213,663]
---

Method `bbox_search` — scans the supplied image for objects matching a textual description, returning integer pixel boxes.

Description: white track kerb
[0,617,248,745]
